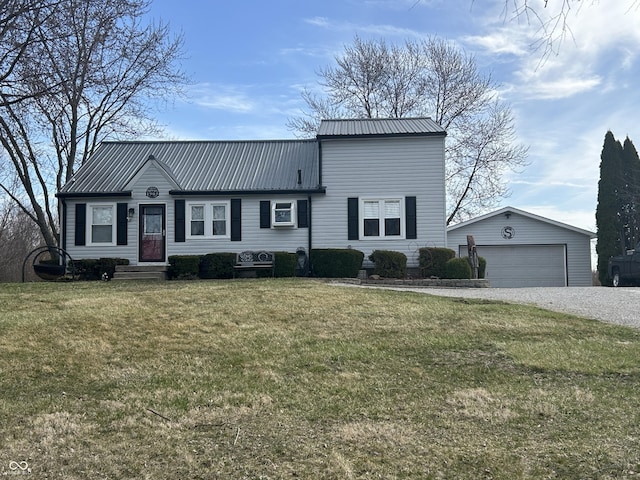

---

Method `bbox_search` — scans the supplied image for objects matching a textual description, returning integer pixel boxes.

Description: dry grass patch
[1,279,640,479]
[447,387,516,422]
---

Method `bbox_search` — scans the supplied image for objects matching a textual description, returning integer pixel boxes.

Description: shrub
[444,257,472,279]
[199,253,236,279]
[310,249,364,278]
[252,252,299,278]
[368,250,407,278]
[167,255,201,280]
[419,247,455,278]
[273,252,298,278]
[74,258,129,280]
[465,255,487,279]
[73,259,96,280]
[100,258,129,280]
[478,256,486,279]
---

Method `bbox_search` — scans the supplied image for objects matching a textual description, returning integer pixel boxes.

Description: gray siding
[447,210,593,286]
[168,194,310,259]
[64,196,138,262]
[313,136,447,268]
[64,163,312,265]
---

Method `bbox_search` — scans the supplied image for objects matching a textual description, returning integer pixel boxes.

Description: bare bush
[0,199,43,282]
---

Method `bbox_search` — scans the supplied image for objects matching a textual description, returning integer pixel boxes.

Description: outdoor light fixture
[127,207,135,221]
[504,212,511,219]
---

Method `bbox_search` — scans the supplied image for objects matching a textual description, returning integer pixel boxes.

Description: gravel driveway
[344,285,640,328]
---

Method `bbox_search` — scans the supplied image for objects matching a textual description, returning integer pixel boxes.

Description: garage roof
[317,117,446,138]
[447,206,596,238]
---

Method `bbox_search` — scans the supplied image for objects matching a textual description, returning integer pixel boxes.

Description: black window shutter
[260,200,271,228]
[347,198,359,240]
[116,203,128,245]
[231,198,241,241]
[75,203,86,246]
[297,199,308,228]
[406,196,417,240]
[175,199,185,242]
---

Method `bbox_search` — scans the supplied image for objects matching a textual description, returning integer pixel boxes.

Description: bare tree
[0,0,186,248]
[421,39,528,224]
[288,36,528,224]
[0,196,42,282]
[492,0,639,59]
[0,1,59,106]
[496,0,583,59]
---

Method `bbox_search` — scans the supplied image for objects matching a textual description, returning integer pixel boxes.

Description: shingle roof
[317,117,445,138]
[59,140,321,195]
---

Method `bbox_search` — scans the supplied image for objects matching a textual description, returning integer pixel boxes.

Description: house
[56,118,447,273]
[446,206,595,287]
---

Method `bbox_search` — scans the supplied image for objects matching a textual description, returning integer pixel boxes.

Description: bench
[233,251,275,278]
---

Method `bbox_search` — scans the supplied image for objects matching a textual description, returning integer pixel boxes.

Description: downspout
[60,198,67,251]
[318,140,323,187]
[307,195,312,275]
[310,138,322,275]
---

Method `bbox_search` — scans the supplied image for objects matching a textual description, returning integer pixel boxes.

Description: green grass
[1,279,640,479]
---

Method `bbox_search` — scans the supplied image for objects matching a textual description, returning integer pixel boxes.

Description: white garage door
[462,244,567,288]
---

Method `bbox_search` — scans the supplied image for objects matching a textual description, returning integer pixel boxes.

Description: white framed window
[190,204,205,236]
[88,204,116,245]
[272,201,296,227]
[211,204,227,236]
[361,198,404,238]
[187,201,230,239]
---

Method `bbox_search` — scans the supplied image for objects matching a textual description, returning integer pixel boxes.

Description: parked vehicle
[608,244,640,286]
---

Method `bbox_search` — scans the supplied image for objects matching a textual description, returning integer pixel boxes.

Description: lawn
[1,279,639,479]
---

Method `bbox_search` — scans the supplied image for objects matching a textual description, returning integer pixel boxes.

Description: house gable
[58,117,448,268]
[124,155,182,192]
[446,206,595,287]
[447,206,596,239]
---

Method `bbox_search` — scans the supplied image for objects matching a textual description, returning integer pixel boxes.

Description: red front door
[139,204,165,262]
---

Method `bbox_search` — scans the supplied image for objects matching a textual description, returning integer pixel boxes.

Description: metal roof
[317,117,446,138]
[59,140,321,195]
[447,206,596,238]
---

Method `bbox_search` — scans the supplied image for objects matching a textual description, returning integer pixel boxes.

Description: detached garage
[447,207,595,288]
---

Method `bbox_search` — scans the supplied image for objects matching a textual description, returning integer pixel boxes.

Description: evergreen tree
[620,137,640,251]
[596,131,623,285]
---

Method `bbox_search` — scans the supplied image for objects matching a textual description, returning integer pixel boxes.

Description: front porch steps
[112,265,167,281]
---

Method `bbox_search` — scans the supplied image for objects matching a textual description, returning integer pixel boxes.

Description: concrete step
[112,265,167,281]
[115,265,167,272]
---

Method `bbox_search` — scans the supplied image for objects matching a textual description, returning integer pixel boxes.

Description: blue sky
[146,0,640,232]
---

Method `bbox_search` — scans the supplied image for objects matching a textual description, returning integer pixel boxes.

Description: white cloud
[189,84,255,113]
[476,1,640,58]
[514,204,596,233]
[303,16,424,39]
[304,16,331,28]
[620,47,637,70]
[197,95,254,113]
[186,82,302,116]
[467,1,640,101]
[207,123,293,141]
[519,74,601,100]
[279,46,331,58]
[463,29,529,56]
[509,179,589,190]
[358,0,443,9]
